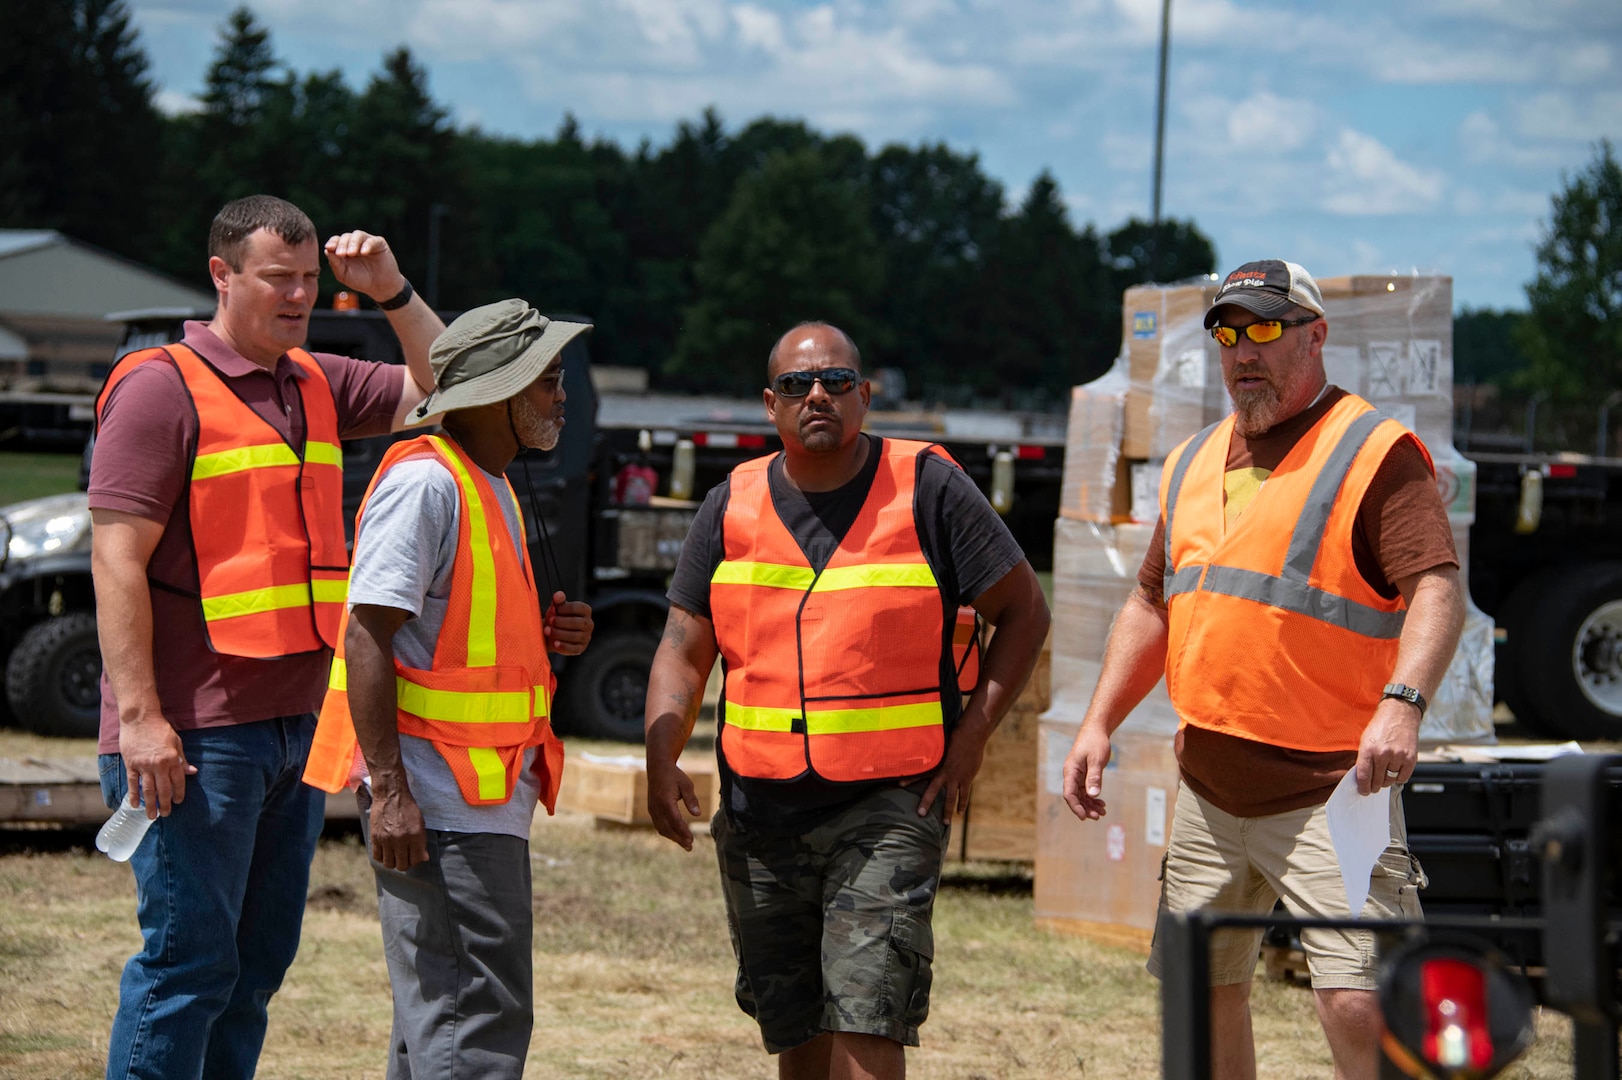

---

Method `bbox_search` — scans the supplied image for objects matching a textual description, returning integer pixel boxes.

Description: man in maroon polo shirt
[89,194,446,1080]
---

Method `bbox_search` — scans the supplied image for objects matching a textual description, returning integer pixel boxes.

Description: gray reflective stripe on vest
[1167,406,1406,639]
[1198,565,1406,638]
[1161,420,1225,601]
[1165,564,1205,599]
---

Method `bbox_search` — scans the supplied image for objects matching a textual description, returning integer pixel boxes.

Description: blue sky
[127,0,1620,311]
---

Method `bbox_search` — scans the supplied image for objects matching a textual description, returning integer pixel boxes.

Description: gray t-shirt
[347,455,541,838]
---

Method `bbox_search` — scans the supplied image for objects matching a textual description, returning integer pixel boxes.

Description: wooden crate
[953,632,1050,862]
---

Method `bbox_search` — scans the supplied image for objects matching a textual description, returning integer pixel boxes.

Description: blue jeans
[98,714,326,1080]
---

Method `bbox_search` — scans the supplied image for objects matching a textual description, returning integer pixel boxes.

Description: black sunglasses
[770,368,862,397]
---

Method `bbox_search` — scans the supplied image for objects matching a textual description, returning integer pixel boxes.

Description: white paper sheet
[1323,769,1391,918]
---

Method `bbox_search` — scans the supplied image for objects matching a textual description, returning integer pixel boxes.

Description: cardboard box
[1316,274,1454,449]
[1034,721,1179,951]
[1059,372,1129,522]
[1121,282,1225,460]
[557,751,717,826]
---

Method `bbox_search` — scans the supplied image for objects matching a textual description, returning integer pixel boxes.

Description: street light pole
[1149,0,1173,283]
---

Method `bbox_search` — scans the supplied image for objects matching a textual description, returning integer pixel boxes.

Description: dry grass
[0,726,1599,1078]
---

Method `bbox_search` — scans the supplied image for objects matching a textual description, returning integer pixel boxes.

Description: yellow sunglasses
[1209,316,1318,348]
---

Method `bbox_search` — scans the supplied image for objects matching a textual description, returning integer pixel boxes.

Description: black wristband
[376,279,414,311]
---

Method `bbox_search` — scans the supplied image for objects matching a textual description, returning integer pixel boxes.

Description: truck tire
[1507,562,1622,741]
[555,631,658,743]
[6,613,103,739]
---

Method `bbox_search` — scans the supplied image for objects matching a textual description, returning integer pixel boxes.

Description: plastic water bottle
[96,797,155,862]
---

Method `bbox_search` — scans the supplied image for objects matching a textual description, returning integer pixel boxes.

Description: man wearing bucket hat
[303,299,595,1078]
[1062,260,1463,1080]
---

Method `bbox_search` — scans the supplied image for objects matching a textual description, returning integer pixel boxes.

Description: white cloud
[1322,129,1445,215]
[153,88,202,116]
[1226,91,1318,151]
[1506,90,1622,144]
[732,4,786,52]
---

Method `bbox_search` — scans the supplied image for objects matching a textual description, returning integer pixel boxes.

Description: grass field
[0,731,1589,1079]
[0,451,82,508]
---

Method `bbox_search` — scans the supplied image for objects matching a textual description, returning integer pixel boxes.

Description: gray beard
[511,395,561,451]
[1230,386,1284,437]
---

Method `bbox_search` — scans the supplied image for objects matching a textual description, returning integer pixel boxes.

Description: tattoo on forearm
[663,617,688,649]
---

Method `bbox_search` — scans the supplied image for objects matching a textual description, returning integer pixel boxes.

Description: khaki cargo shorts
[712,783,947,1054]
[1146,780,1426,991]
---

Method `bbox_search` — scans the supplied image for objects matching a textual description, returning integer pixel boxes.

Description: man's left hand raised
[325,231,405,303]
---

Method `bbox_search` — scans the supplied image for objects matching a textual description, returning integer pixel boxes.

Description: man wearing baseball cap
[1063,260,1464,1079]
[304,299,595,1077]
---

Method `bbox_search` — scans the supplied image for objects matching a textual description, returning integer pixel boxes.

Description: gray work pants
[361,802,535,1080]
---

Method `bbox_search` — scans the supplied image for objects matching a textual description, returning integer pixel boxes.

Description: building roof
[0,229,213,319]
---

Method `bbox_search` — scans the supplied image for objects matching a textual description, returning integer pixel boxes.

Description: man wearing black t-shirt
[645,322,1050,1080]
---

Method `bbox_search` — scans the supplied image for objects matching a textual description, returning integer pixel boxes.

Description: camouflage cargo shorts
[712,783,948,1054]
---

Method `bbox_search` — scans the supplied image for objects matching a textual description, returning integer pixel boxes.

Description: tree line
[2,1,1220,405]
[5,3,1614,434]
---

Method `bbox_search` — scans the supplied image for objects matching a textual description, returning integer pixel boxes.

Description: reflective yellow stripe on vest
[713,561,936,591]
[465,746,508,801]
[305,441,343,469]
[428,436,498,666]
[192,443,300,480]
[311,578,347,604]
[532,684,550,719]
[807,701,942,734]
[813,564,936,591]
[722,704,801,732]
[200,582,311,621]
[328,660,536,725]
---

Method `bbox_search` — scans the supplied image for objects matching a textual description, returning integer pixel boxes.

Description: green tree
[866,142,1005,400]
[1516,140,1622,401]
[1105,216,1216,292]
[670,146,882,394]
[0,0,164,257]
[1453,308,1530,388]
[977,171,1115,405]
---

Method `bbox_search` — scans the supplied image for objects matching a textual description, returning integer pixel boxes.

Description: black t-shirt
[667,434,1027,832]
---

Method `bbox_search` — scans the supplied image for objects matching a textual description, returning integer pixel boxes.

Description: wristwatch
[1382,682,1427,718]
[376,279,414,311]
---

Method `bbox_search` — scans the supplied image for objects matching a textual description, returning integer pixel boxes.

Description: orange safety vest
[303,434,563,810]
[94,344,348,658]
[710,438,975,783]
[1159,394,1433,753]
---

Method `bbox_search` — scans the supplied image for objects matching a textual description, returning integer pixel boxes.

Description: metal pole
[1159,911,1210,1080]
[1149,0,1172,282]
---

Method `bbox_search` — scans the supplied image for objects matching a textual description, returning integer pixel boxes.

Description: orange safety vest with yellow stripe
[302,434,563,810]
[710,437,976,783]
[1159,393,1433,753]
[94,344,347,658]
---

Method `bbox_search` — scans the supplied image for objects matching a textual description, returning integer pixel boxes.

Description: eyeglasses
[1209,317,1318,348]
[770,368,862,397]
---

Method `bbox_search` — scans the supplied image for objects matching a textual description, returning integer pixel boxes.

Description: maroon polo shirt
[89,321,404,753]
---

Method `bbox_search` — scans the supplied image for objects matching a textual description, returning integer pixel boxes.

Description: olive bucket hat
[410,299,592,424]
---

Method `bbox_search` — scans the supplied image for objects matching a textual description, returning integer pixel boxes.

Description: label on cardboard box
[1130,461,1163,524]
[1323,345,1362,395]
[1145,786,1166,845]
[1171,347,1205,388]
[1133,312,1157,339]
[1106,823,1126,861]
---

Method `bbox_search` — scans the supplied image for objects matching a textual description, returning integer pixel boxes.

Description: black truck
[0,307,1064,742]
